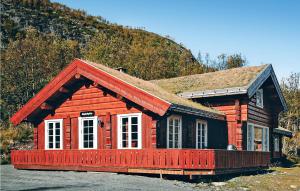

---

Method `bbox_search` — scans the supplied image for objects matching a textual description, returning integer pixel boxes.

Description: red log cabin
[10,59,292,176]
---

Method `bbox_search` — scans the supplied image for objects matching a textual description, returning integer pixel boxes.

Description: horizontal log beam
[40,103,53,110]
[59,87,69,93]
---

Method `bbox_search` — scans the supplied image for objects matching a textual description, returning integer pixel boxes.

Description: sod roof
[151,65,269,94]
[81,60,223,116]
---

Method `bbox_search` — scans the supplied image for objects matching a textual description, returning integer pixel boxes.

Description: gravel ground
[0,165,204,191]
[3,165,298,191]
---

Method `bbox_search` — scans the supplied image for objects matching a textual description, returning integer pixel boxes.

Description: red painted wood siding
[210,99,247,150]
[37,85,156,150]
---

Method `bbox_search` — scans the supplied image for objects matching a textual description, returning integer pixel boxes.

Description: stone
[211,182,227,186]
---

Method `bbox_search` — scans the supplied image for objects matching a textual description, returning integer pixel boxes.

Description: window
[256,89,264,108]
[196,120,208,149]
[79,116,98,149]
[274,135,280,152]
[167,115,182,148]
[247,123,269,151]
[45,119,63,150]
[118,113,142,149]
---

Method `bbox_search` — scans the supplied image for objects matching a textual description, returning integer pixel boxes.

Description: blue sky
[54,0,300,80]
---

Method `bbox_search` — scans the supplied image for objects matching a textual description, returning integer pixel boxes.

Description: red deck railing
[11,149,270,172]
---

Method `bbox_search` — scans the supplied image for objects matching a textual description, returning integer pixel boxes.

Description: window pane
[55,128,60,135]
[84,141,88,148]
[132,124,137,132]
[122,118,128,133]
[49,136,53,142]
[131,117,138,125]
[122,132,128,140]
[88,120,93,127]
[254,127,263,151]
[89,141,93,148]
[174,119,179,127]
[89,134,93,141]
[49,123,53,130]
[169,127,173,140]
[55,143,60,148]
[84,127,88,134]
[122,140,128,147]
[89,127,93,134]
[49,129,53,136]
[84,120,88,126]
[131,140,138,148]
[169,140,173,148]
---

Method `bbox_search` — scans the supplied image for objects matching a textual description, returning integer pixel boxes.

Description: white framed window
[167,115,182,148]
[274,135,280,152]
[247,123,269,151]
[196,120,208,149]
[45,119,63,150]
[117,113,142,149]
[78,116,98,149]
[256,89,264,108]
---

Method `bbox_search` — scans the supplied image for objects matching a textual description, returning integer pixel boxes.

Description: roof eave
[274,128,293,138]
[178,87,247,98]
[168,104,225,120]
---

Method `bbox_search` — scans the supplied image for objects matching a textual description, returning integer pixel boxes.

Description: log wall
[36,84,156,150]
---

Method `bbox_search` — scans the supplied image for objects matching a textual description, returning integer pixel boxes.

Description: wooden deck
[11,149,270,175]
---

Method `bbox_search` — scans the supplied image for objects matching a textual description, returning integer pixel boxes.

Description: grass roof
[151,65,269,94]
[81,59,223,115]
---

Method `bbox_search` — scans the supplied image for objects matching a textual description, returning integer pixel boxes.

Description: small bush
[0,122,33,164]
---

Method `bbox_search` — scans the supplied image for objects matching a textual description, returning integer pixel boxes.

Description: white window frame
[274,135,280,152]
[256,89,264,108]
[247,123,269,151]
[167,115,182,149]
[78,116,98,149]
[117,113,142,149]
[45,119,63,150]
[196,120,208,149]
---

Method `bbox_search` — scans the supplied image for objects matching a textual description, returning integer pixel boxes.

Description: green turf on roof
[151,65,269,94]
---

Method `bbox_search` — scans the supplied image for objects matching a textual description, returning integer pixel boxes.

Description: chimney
[115,67,127,73]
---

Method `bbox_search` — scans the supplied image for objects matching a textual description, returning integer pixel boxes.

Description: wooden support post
[105,112,112,149]
[33,128,38,149]
[151,120,157,148]
[64,116,71,149]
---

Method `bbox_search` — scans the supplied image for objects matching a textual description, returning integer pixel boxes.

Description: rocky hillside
[1,0,111,46]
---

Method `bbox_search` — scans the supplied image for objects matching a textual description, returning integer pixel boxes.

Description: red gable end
[10,59,171,125]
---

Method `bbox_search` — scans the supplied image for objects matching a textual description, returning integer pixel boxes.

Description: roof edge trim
[247,64,288,111]
[169,104,225,120]
[178,87,248,98]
